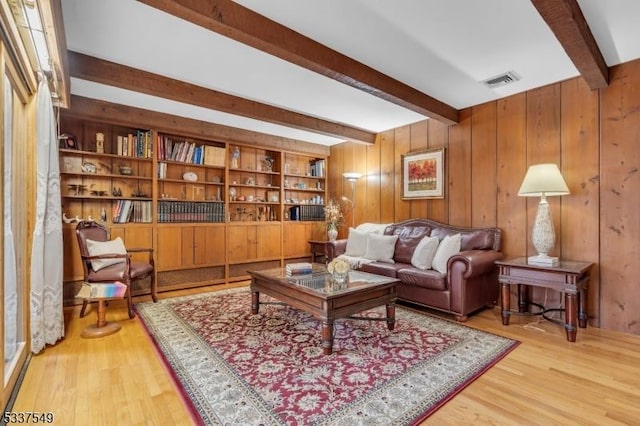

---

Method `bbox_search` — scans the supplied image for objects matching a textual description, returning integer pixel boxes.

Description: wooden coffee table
[248,264,399,355]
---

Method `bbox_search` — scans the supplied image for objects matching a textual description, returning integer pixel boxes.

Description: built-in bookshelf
[59,116,328,296]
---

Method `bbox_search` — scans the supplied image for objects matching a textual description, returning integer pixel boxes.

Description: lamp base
[528,254,559,267]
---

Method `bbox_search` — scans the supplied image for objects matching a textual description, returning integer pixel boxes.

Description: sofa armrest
[326,239,347,262]
[448,250,503,278]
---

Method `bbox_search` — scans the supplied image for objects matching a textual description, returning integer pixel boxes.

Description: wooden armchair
[76,221,157,318]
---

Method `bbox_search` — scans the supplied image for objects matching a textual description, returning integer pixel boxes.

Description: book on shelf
[76,281,127,299]
[204,146,226,167]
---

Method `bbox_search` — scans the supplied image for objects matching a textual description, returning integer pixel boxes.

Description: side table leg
[321,320,334,355]
[501,283,511,325]
[517,284,529,313]
[386,303,396,330]
[564,292,578,342]
[578,288,588,328]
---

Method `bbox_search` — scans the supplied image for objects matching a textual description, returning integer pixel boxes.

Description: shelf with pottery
[228,145,282,223]
[60,144,153,226]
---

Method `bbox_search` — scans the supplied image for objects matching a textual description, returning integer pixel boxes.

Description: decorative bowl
[183,172,198,182]
[119,166,132,175]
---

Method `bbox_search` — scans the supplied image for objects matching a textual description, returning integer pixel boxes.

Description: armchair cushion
[432,233,461,273]
[86,237,127,271]
[364,233,398,263]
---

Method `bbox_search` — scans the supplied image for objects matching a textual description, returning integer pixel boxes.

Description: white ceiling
[61,0,640,146]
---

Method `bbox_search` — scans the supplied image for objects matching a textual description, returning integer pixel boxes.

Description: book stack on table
[286,262,312,276]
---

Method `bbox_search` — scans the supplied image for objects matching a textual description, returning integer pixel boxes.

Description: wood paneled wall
[329,58,640,334]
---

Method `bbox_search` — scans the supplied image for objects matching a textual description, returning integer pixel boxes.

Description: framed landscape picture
[401,147,445,199]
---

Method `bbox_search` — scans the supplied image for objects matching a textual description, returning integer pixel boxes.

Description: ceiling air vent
[482,71,521,89]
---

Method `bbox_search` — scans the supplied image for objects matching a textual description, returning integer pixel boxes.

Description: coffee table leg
[321,320,334,355]
[251,290,259,314]
[386,303,396,330]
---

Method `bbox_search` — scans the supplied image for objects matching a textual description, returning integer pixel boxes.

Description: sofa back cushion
[386,224,432,264]
[344,228,368,257]
[431,227,495,251]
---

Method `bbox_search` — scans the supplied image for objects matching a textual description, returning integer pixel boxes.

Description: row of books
[288,205,324,221]
[286,262,312,276]
[157,136,226,167]
[157,201,226,223]
[112,200,152,223]
[116,130,153,158]
[309,159,326,177]
[76,281,127,299]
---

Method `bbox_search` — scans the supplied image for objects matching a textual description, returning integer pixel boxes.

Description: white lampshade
[518,164,569,197]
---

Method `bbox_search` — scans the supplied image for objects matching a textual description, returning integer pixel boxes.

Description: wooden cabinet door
[111,225,153,263]
[256,224,282,260]
[194,225,226,265]
[157,226,184,270]
[227,225,256,263]
[282,222,310,258]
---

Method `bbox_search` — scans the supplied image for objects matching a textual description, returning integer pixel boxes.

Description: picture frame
[401,147,445,199]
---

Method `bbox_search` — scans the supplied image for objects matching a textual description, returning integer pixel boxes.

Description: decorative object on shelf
[211,176,221,183]
[59,133,78,150]
[246,195,254,202]
[263,156,274,172]
[82,162,97,173]
[119,165,132,175]
[62,212,76,223]
[68,183,87,195]
[517,163,570,266]
[324,199,343,241]
[327,257,350,284]
[229,187,237,201]
[267,191,279,202]
[401,148,445,199]
[112,187,122,197]
[183,171,198,182]
[100,207,107,222]
[90,190,107,196]
[244,177,255,185]
[96,132,104,153]
[231,146,240,169]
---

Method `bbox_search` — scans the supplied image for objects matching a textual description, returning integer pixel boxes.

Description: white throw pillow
[363,233,399,263]
[411,236,440,270]
[431,233,461,273]
[356,222,391,235]
[344,228,368,257]
[86,237,128,271]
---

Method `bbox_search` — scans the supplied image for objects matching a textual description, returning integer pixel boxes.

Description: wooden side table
[308,240,330,263]
[496,257,593,342]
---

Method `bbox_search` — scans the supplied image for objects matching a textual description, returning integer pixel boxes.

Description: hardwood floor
[11,284,640,425]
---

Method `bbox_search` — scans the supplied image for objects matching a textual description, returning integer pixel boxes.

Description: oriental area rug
[135,288,518,425]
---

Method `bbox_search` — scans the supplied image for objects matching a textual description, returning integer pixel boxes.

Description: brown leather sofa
[327,218,503,321]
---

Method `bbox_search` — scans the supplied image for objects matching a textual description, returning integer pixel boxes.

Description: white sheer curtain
[30,79,64,353]
[4,74,18,362]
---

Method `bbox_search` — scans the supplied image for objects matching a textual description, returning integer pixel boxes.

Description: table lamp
[517,163,569,266]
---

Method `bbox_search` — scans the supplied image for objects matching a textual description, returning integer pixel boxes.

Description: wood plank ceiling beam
[137,0,459,125]
[531,0,608,89]
[68,51,375,144]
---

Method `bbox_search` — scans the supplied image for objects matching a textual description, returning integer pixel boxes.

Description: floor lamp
[517,164,569,266]
[342,172,362,226]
